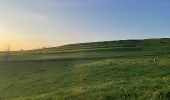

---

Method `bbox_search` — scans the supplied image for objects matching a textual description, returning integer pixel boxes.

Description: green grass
[0,38,170,100]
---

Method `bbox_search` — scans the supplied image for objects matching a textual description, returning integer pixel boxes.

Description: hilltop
[0,38,170,100]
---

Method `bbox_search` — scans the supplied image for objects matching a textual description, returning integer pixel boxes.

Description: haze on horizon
[0,0,170,51]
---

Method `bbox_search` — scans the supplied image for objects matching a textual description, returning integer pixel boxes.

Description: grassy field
[0,38,170,100]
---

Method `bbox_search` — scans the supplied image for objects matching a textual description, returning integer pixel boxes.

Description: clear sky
[0,0,170,51]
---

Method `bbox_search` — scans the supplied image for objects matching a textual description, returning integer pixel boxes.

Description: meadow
[0,38,170,100]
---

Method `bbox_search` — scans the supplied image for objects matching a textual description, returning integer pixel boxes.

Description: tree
[4,45,10,61]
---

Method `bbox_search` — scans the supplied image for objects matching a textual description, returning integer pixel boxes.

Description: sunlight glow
[0,0,170,51]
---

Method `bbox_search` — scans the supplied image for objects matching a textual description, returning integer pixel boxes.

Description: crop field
[0,38,170,100]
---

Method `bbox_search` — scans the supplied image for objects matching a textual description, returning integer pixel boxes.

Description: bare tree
[4,45,10,61]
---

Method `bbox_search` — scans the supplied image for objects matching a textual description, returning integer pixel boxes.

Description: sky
[0,0,170,51]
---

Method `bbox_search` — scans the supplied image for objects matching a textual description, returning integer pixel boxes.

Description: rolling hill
[0,38,170,100]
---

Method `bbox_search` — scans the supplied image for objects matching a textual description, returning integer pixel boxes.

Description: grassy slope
[0,38,170,100]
